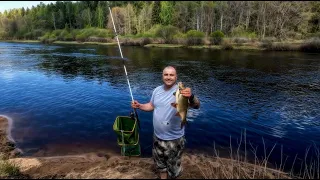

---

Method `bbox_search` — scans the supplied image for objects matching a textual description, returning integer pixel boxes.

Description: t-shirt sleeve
[150,89,156,105]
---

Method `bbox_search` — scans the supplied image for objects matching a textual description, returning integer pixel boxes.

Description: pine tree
[151,1,161,25]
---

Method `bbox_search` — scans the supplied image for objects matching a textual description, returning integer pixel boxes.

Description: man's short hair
[163,66,177,72]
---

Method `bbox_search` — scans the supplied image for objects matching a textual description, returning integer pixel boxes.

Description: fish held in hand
[171,82,189,128]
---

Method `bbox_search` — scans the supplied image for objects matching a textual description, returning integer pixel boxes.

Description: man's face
[162,67,177,87]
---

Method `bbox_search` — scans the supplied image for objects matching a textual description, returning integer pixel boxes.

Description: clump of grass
[0,153,21,178]
[197,129,320,179]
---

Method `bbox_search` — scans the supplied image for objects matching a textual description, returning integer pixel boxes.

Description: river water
[0,42,319,172]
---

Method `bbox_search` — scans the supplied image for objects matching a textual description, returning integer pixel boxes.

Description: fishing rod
[107,1,140,128]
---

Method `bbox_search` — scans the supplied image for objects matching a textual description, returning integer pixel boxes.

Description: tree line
[0,1,319,40]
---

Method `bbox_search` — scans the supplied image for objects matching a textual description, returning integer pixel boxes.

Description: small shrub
[63,33,74,41]
[146,24,162,37]
[221,41,233,50]
[49,33,57,39]
[210,30,224,45]
[39,32,51,43]
[186,30,205,46]
[59,29,69,40]
[248,32,257,39]
[71,29,80,39]
[155,25,179,44]
[74,28,113,42]
[51,29,63,37]
[174,32,187,39]
[75,33,87,42]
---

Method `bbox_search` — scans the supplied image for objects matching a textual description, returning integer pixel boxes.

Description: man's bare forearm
[139,102,154,112]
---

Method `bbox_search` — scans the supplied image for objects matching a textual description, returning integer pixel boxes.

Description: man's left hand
[180,87,192,98]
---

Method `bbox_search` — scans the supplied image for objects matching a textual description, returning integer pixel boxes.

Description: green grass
[0,159,21,178]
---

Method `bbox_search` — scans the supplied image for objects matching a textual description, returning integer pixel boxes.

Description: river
[0,42,319,172]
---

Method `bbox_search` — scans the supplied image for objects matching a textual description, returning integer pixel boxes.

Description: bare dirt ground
[0,116,291,179]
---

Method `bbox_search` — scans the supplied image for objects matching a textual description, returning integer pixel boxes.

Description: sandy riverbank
[0,116,291,179]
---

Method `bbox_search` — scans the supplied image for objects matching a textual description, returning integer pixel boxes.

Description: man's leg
[167,136,186,179]
[152,135,168,179]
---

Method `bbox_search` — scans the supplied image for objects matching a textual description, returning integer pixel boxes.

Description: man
[131,66,200,179]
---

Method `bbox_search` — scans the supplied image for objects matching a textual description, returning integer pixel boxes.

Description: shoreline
[0,39,309,52]
[0,116,22,159]
[0,115,293,179]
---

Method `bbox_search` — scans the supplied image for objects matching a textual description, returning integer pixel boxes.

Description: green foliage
[0,160,21,178]
[308,2,320,33]
[52,29,63,38]
[63,33,74,41]
[75,27,113,42]
[231,25,257,39]
[173,32,186,39]
[210,30,225,45]
[39,32,50,42]
[185,30,204,45]
[145,24,162,37]
[151,1,161,25]
[49,33,57,39]
[155,25,179,44]
[0,30,8,39]
[71,29,80,39]
[23,29,45,40]
[186,30,205,38]
[75,33,87,42]
[0,1,318,42]
[134,33,154,38]
[159,1,174,25]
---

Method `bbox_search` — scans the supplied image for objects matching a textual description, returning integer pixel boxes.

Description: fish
[171,82,189,128]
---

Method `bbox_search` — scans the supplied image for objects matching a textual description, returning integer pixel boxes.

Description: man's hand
[180,87,192,98]
[131,100,140,109]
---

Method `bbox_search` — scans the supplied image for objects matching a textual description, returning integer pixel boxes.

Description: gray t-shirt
[150,84,185,140]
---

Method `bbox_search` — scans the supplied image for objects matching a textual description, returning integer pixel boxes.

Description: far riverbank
[1,38,319,52]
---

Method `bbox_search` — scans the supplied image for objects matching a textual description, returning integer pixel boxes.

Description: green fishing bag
[113,116,140,156]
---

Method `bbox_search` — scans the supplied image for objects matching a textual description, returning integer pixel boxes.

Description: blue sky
[0,1,56,13]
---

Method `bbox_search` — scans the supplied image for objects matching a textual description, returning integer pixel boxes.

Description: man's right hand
[131,100,140,109]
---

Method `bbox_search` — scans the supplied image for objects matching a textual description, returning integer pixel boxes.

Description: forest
[0,1,319,47]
